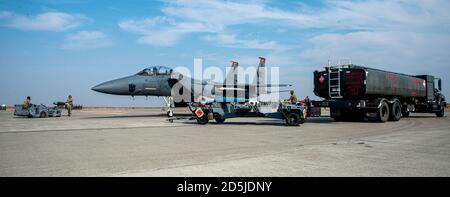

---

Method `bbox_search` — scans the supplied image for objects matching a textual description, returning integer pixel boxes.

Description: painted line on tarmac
[0,124,197,134]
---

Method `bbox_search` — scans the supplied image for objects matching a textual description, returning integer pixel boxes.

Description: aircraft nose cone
[92,79,127,95]
[92,81,119,94]
[92,76,139,95]
[91,83,110,93]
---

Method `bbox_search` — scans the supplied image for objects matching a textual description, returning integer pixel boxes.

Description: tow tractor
[169,97,306,126]
[14,103,62,118]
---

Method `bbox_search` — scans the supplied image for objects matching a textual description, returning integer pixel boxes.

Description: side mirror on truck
[438,79,442,91]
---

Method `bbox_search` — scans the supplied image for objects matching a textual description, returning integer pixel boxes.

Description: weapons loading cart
[168,98,307,126]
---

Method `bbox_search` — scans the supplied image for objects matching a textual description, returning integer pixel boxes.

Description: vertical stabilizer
[224,61,239,85]
[254,57,266,98]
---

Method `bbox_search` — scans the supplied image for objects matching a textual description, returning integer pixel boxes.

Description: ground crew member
[304,96,311,116]
[23,96,32,109]
[304,96,311,107]
[289,90,297,104]
[66,95,73,117]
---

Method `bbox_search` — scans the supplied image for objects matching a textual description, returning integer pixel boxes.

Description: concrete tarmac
[0,108,449,177]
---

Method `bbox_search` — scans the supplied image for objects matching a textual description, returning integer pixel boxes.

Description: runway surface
[0,108,449,176]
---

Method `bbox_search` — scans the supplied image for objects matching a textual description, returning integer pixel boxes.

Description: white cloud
[0,11,13,19]
[137,31,181,46]
[294,0,450,73]
[308,0,450,32]
[118,0,450,76]
[118,15,214,47]
[118,0,447,50]
[118,16,209,46]
[0,10,88,31]
[301,30,450,71]
[160,0,313,28]
[202,33,281,50]
[118,0,309,48]
[118,16,175,34]
[61,30,112,49]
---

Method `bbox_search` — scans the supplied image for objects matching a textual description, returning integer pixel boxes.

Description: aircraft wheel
[167,110,173,117]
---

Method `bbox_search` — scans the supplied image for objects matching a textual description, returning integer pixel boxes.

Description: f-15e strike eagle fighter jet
[92,57,291,117]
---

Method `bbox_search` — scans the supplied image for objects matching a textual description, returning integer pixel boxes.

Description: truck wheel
[285,112,300,126]
[436,105,445,117]
[389,101,401,121]
[39,111,48,118]
[196,114,209,125]
[376,101,390,122]
[214,113,226,124]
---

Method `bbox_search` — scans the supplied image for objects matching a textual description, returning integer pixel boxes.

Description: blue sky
[0,0,449,107]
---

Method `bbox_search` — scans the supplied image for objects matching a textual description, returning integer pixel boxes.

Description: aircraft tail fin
[224,61,239,85]
[252,57,266,97]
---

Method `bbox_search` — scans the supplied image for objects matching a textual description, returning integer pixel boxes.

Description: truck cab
[411,76,446,117]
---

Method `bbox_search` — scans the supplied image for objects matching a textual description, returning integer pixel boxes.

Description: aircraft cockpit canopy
[137,66,173,76]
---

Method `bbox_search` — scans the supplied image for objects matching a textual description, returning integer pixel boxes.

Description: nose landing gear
[163,96,174,117]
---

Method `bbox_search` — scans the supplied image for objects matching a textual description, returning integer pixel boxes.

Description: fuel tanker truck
[312,64,446,122]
